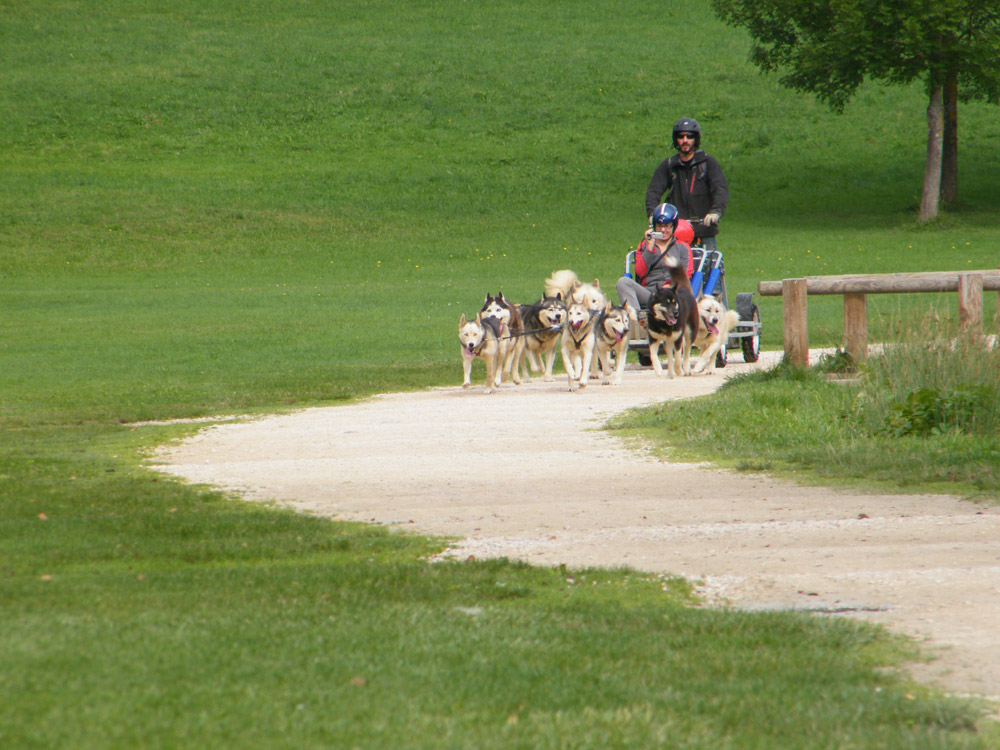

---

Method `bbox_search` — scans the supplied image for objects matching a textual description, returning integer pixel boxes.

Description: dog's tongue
[572,320,583,331]
[707,322,719,335]
[614,331,624,343]
[463,347,474,360]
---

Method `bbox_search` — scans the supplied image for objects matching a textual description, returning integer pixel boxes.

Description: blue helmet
[651,203,679,228]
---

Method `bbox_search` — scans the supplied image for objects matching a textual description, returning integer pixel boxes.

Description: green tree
[711,0,1000,221]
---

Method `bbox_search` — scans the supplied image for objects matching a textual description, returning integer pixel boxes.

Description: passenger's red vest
[634,239,693,286]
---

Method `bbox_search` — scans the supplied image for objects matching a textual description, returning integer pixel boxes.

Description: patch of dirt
[153,353,1000,705]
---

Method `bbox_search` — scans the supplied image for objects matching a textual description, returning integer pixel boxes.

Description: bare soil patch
[153,353,1000,704]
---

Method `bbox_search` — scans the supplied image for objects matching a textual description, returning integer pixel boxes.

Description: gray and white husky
[516,294,566,381]
[459,312,510,394]
[591,302,633,385]
[479,292,523,385]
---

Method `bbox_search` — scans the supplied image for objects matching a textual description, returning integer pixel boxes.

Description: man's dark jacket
[645,150,729,239]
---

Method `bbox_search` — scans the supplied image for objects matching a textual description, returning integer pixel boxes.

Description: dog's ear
[460,313,468,326]
[554,291,563,301]
[475,311,483,325]
[592,279,601,289]
[497,291,507,304]
[603,301,611,314]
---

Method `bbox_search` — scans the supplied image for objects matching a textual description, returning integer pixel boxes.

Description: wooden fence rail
[757,270,1000,366]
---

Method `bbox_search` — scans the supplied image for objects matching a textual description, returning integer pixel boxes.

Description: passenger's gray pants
[616,276,653,314]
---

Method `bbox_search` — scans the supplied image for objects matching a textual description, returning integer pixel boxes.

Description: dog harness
[470,317,503,355]
[564,310,597,350]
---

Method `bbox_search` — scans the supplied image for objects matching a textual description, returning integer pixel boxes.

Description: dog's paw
[462,382,471,389]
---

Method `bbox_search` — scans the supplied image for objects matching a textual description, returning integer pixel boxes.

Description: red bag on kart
[675,219,695,245]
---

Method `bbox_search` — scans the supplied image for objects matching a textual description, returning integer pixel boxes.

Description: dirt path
[153,353,1000,703]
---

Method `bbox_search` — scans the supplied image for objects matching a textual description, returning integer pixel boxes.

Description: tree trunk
[919,82,943,223]
[941,69,958,205]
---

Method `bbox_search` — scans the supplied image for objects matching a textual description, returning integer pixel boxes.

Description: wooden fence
[757,270,1000,366]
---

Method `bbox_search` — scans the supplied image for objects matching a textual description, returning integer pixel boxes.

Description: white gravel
[152,351,1000,705]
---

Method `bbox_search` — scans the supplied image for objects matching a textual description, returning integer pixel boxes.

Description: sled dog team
[459,266,738,393]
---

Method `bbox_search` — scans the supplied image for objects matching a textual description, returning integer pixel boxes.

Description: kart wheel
[715,340,727,368]
[741,305,761,363]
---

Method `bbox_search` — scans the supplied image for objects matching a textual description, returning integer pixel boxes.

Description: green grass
[3,425,990,749]
[3,0,1000,745]
[609,323,1000,499]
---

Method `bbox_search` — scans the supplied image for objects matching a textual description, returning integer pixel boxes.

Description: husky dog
[517,294,567,381]
[545,269,607,313]
[645,257,698,378]
[479,292,522,385]
[691,295,740,375]
[560,301,597,391]
[459,312,509,394]
[591,302,633,385]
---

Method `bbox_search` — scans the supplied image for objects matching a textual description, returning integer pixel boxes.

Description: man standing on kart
[616,202,691,317]
[645,117,729,253]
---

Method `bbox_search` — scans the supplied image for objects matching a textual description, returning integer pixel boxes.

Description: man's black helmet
[672,117,701,149]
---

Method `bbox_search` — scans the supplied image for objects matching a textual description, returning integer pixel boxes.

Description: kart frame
[623,245,761,366]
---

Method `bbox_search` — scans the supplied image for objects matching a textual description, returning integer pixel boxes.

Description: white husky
[691,295,740,375]
[560,301,597,391]
[545,269,607,313]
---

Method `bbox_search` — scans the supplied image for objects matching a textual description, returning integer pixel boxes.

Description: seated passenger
[616,203,692,317]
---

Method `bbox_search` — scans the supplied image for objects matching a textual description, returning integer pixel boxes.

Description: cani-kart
[623,242,761,367]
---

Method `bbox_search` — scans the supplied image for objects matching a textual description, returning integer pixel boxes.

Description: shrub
[851,312,1000,438]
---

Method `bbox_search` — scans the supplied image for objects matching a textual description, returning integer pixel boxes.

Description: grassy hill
[4,0,998,419]
[2,2,998,746]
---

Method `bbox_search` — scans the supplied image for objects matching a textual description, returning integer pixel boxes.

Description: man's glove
[703,212,720,227]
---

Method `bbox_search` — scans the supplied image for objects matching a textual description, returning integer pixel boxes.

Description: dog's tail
[664,256,694,297]
[720,309,739,336]
[545,269,579,299]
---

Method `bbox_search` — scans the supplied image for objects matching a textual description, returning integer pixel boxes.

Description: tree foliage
[711,0,1000,218]
[712,0,1000,111]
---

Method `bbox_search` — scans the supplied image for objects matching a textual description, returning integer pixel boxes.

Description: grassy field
[3,0,999,746]
[610,328,1000,500]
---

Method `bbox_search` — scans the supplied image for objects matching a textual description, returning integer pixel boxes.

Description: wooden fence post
[843,293,868,363]
[782,278,808,367]
[957,273,983,337]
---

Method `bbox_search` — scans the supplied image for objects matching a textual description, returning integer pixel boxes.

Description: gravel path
[153,353,1000,703]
